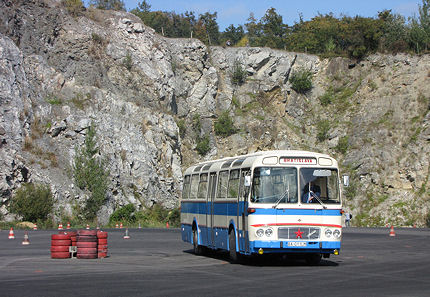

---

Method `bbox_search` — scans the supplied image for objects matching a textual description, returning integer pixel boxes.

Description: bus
[180,150,345,264]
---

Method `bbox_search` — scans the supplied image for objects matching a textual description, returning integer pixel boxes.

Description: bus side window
[198,173,208,199]
[239,169,250,199]
[217,171,229,199]
[182,175,191,200]
[190,174,199,199]
[227,169,240,199]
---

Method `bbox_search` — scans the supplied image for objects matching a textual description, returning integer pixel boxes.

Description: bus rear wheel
[193,228,202,255]
[229,230,240,263]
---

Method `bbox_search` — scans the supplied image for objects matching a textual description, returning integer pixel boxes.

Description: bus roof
[183,150,337,175]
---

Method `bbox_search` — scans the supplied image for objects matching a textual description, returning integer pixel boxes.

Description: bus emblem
[295,228,304,239]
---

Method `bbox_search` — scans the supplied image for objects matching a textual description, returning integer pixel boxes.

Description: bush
[316,119,330,142]
[9,183,54,222]
[135,205,180,228]
[196,134,210,156]
[109,204,136,224]
[214,111,236,137]
[62,0,84,17]
[335,136,349,154]
[230,59,247,85]
[289,68,313,93]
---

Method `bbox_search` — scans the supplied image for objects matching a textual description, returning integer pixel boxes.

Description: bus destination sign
[279,157,317,165]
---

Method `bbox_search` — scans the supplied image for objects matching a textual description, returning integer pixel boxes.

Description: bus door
[237,169,250,253]
[207,172,217,248]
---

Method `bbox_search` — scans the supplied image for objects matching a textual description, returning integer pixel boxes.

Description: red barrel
[51,234,71,259]
[77,229,98,259]
[59,230,77,246]
[97,231,108,258]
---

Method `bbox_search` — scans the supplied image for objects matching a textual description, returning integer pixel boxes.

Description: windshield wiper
[310,191,327,209]
[273,185,289,209]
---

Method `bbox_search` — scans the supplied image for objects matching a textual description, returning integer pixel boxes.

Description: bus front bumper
[249,240,341,254]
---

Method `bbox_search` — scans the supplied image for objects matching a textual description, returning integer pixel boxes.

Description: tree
[222,24,245,45]
[197,12,220,45]
[9,183,54,222]
[260,7,286,48]
[90,0,125,11]
[73,124,109,220]
[245,13,261,46]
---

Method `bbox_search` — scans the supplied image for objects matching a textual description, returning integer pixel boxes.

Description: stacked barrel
[51,233,71,259]
[97,230,108,258]
[77,229,98,259]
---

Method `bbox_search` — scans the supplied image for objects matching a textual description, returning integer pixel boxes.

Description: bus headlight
[333,229,341,239]
[325,229,332,238]
[265,228,273,237]
[256,229,264,237]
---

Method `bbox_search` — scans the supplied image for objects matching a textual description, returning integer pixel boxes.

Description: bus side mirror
[244,175,251,187]
[342,175,349,187]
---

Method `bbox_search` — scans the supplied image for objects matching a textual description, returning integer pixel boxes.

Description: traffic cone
[58,223,63,230]
[86,224,90,230]
[115,223,119,229]
[123,228,130,239]
[22,231,30,245]
[138,223,142,229]
[120,222,123,229]
[67,222,71,229]
[389,225,396,237]
[166,222,169,229]
[33,223,38,231]
[8,227,15,239]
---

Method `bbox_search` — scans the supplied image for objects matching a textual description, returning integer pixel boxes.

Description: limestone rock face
[0,0,429,226]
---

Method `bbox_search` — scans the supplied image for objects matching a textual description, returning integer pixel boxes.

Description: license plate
[288,242,307,247]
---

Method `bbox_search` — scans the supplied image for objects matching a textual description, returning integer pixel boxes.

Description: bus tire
[305,253,322,266]
[229,230,240,264]
[192,228,202,255]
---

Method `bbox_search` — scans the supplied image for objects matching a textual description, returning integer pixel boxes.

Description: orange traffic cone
[22,232,30,245]
[8,227,15,239]
[67,222,71,229]
[115,223,119,229]
[58,223,63,230]
[123,228,130,239]
[389,225,396,237]
[33,223,38,231]
[120,222,123,229]
[166,222,170,229]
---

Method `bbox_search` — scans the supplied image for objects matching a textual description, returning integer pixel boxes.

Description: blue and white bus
[180,150,345,264]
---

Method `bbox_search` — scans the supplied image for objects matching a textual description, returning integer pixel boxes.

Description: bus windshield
[251,167,298,203]
[300,168,340,204]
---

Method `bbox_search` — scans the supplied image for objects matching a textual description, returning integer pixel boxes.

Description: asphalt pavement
[0,227,429,297]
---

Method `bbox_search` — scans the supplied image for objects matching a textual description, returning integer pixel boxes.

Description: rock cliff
[0,0,429,225]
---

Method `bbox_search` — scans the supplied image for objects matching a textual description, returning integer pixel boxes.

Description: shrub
[9,183,54,222]
[316,119,330,142]
[62,0,84,17]
[177,119,186,138]
[335,136,349,154]
[196,135,210,156]
[73,124,109,220]
[230,59,247,85]
[289,67,313,93]
[123,52,133,71]
[109,204,136,224]
[214,111,236,137]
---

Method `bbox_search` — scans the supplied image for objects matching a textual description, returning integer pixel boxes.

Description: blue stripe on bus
[181,201,340,216]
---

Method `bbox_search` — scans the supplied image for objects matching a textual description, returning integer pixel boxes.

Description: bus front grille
[278,227,320,240]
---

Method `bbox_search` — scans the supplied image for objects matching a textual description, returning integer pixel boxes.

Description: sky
[86,0,421,30]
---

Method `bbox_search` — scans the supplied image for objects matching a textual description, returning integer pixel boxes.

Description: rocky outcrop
[0,0,429,226]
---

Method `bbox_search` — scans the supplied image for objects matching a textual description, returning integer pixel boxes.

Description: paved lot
[0,227,429,296]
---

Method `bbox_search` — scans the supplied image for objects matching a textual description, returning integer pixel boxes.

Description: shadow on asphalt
[183,249,339,267]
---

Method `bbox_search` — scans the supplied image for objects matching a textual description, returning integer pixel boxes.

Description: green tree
[90,0,125,11]
[245,13,261,46]
[222,24,245,45]
[62,0,84,17]
[260,7,286,48]
[73,124,109,220]
[9,183,54,222]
